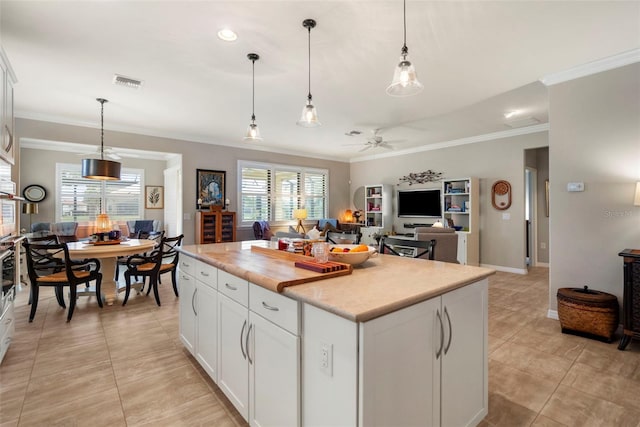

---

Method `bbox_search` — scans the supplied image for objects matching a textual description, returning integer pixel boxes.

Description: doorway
[524,147,550,268]
[525,168,537,267]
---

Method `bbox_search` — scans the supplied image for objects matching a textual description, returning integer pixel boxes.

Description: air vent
[113,74,143,89]
[345,130,362,136]
[504,116,540,128]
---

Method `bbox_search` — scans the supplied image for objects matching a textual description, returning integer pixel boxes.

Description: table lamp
[344,209,353,222]
[96,213,111,233]
[22,202,38,232]
[293,209,307,234]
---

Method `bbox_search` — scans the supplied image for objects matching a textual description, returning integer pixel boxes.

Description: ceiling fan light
[297,100,321,127]
[386,57,423,97]
[244,122,262,141]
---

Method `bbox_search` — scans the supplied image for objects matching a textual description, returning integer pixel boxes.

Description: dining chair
[378,236,437,260]
[25,234,65,307]
[23,241,103,322]
[51,222,79,243]
[121,234,183,306]
[325,231,362,245]
[115,230,165,282]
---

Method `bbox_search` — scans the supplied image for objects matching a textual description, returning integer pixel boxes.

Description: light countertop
[180,240,495,322]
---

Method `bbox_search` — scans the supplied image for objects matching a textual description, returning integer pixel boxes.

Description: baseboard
[479,263,528,275]
[536,262,550,267]
[547,310,559,320]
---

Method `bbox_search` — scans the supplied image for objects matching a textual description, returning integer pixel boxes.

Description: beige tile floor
[1,266,639,426]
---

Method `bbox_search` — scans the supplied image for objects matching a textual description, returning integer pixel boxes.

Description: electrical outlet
[540,242,546,249]
[320,342,333,377]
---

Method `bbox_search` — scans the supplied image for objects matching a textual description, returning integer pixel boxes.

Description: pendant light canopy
[297,18,321,127]
[244,53,263,141]
[81,98,121,180]
[386,0,423,97]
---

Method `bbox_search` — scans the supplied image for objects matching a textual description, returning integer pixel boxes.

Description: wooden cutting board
[249,245,353,291]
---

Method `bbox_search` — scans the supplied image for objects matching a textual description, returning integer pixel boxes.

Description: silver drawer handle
[4,317,12,325]
[181,275,190,281]
[262,301,279,312]
[182,262,190,267]
[200,271,209,277]
[225,283,237,291]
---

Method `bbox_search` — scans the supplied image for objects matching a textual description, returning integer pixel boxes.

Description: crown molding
[350,123,549,163]
[540,48,640,86]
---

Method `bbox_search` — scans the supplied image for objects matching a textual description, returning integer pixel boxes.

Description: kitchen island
[178,240,494,426]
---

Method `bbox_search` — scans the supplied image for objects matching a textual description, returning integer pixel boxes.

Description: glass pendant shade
[386,57,423,96]
[244,121,262,141]
[297,98,320,127]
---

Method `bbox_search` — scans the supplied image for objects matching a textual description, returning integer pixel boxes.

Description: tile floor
[1,266,639,426]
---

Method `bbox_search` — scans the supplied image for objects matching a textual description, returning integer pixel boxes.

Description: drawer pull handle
[182,262,190,267]
[225,283,237,291]
[240,320,247,360]
[262,302,279,312]
[246,323,253,365]
[181,275,190,281]
[200,271,209,277]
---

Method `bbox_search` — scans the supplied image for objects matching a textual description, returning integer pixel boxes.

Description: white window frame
[238,160,329,227]
[55,163,145,224]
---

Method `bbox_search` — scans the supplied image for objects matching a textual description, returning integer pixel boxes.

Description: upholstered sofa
[413,227,459,263]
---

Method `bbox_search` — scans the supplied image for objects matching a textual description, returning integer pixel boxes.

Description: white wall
[548,62,640,312]
[350,131,548,271]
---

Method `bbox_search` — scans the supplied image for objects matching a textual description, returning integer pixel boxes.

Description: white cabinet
[178,255,218,381]
[249,311,300,427]
[442,178,479,265]
[218,292,250,419]
[217,274,301,426]
[0,285,16,364]
[0,48,16,165]
[303,279,488,426]
[195,261,218,380]
[178,259,196,355]
[362,184,393,245]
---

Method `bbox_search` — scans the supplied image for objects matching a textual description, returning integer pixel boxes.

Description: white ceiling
[2,1,639,162]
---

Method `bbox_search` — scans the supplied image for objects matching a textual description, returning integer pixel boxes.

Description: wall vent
[113,74,144,89]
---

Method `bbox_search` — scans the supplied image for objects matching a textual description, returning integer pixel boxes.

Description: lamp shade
[344,209,353,222]
[96,213,111,232]
[22,202,39,215]
[297,100,320,127]
[82,158,121,180]
[635,182,640,206]
[293,209,308,220]
[386,58,423,97]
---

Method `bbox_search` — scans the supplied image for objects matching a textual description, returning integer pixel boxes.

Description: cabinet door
[178,272,197,355]
[249,312,300,427]
[217,293,249,421]
[359,297,442,427]
[196,281,218,381]
[441,279,488,427]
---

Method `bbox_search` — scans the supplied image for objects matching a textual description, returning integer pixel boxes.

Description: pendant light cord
[402,0,408,57]
[99,99,105,160]
[307,24,312,102]
[251,58,256,121]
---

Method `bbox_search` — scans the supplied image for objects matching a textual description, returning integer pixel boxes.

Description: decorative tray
[88,240,122,245]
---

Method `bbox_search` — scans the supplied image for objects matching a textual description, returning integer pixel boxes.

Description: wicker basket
[557,286,619,342]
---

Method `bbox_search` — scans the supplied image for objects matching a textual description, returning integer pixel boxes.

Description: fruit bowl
[327,244,377,265]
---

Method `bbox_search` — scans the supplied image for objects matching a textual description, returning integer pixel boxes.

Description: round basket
[557,286,619,342]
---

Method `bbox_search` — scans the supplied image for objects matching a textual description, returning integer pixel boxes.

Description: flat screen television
[397,189,442,217]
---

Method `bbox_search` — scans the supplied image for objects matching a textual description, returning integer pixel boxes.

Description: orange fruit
[350,244,369,253]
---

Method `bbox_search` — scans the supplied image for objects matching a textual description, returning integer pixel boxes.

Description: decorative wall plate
[23,184,47,202]
[491,180,512,210]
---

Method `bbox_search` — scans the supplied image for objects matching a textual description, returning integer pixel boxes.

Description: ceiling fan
[343,128,406,152]
[76,146,139,160]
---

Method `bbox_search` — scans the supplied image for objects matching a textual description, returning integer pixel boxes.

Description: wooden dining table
[66,238,156,305]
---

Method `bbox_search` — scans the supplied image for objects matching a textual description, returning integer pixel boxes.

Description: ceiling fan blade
[359,145,372,152]
[380,142,394,150]
[106,152,122,160]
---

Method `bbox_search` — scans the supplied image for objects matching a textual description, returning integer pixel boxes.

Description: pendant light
[81,98,122,180]
[297,19,321,127]
[244,53,262,141]
[386,0,424,97]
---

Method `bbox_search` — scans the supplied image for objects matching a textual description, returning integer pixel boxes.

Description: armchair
[413,227,459,263]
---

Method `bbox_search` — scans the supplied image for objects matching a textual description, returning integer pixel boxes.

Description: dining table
[66,238,156,305]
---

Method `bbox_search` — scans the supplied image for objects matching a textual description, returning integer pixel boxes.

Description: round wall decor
[491,180,512,210]
[23,184,47,202]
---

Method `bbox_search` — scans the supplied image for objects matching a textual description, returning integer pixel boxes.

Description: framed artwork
[145,185,164,209]
[197,169,225,209]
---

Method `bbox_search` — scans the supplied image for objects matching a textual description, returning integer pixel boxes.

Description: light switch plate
[567,182,584,192]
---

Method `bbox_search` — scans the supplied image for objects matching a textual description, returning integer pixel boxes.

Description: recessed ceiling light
[503,110,519,119]
[217,28,237,41]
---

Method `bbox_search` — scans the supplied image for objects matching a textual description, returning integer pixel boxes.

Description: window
[56,163,144,223]
[239,161,328,225]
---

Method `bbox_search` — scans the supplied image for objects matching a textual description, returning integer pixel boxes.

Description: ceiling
[2,1,639,162]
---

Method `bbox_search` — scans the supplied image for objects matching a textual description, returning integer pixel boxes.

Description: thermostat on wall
[567,182,584,192]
